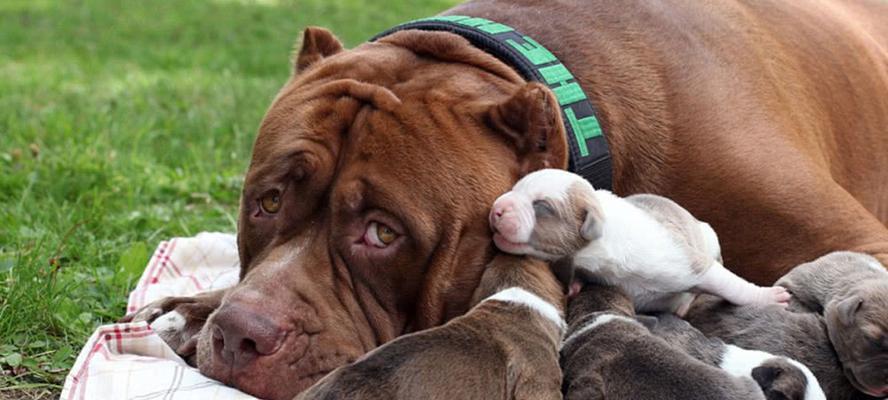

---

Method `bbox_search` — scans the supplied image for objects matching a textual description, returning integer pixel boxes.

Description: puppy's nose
[211,304,288,368]
[490,201,512,222]
[490,204,506,229]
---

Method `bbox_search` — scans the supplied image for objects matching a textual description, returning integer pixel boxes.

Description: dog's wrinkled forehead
[513,169,591,200]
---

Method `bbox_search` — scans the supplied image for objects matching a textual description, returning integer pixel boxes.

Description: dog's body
[560,284,766,400]
[124,0,888,397]
[452,0,888,282]
[686,294,883,399]
[491,169,790,313]
[649,313,825,400]
[775,252,888,398]
[298,255,564,400]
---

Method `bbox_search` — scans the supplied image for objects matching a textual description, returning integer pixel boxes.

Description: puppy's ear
[834,295,863,326]
[751,364,782,393]
[580,203,604,241]
[635,315,659,331]
[486,82,568,174]
[294,27,343,74]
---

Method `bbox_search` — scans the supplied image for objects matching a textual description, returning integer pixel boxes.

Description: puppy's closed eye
[866,333,888,350]
[532,199,555,217]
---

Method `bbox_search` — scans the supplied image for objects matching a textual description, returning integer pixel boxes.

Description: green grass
[0,0,457,397]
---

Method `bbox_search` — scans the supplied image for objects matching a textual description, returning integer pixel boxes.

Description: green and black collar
[372,15,613,190]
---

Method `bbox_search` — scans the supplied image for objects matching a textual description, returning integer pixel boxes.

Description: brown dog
[124,0,888,398]
[296,254,564,400]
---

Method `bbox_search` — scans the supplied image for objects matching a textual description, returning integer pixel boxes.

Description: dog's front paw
[119,289,227,365]
[120,302,165,324]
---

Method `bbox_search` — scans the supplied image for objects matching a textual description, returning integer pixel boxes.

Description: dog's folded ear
[751,363,782,393]
[580,195,604,241]
[580,208,603,241]
[485,82,569,175]
[294,27,344,74]
[833,295,863,326]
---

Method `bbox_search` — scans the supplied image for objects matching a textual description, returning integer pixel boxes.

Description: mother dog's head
[195,27,568,399]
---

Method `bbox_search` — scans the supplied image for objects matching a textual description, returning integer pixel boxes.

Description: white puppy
[489,169,790,313]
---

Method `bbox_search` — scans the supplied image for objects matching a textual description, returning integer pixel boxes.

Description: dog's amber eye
[366,221,398,247]
[259,190,281,214]
[377,223,397,245]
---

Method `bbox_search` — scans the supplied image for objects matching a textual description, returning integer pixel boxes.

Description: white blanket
[60,232,258,400]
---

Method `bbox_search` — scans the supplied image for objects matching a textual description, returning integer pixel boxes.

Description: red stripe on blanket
[132,239,179,313]
[165,257,205,291]
[68,324,153,400]
[130,241,169,313]
[166,256,183,276]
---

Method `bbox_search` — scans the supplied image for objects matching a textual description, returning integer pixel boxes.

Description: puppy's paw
[755,286,792,306]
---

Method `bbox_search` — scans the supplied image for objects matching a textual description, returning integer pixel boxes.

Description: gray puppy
[776,251,888,398]
[561,283,766,400]
[649,313,825,400]
[686,294,884,400]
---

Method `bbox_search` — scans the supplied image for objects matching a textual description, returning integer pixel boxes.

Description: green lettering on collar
[505,36,557,66]
[539,64,588,106]
[458,17,494,28]
[477,22,513,34]
[552,82,587,106]
[565,107,603,157]
[422,16,513,34]
[539,64,574,85]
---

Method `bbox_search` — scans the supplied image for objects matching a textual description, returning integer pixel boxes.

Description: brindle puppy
[296,254,565,400]
[648,313,826,400]
[561,283,766,400]
[776,251,888,398]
